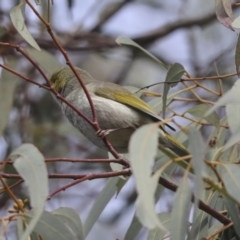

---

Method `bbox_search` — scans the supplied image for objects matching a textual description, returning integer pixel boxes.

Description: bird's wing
[95,87,175,131]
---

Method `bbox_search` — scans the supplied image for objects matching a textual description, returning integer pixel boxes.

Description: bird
[48,66,189,157]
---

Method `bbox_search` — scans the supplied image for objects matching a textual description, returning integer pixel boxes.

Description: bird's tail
[159,131,190,157]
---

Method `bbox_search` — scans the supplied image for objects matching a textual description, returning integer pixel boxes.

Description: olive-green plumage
[49,66,189,156]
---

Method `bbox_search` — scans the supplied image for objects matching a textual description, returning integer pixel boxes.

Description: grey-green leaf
[232,16,240,29]
[222,0,234,20]
[25,47,62,74]
[188,104,219,128]
[52,207,84,240]
[83,177,119,236]
[162,63,185,118]
[147,213,171,240]
[188,128,206,200]
[215,0,234,31]
[10,3,41,51]
[9,143,48,240]
[116,36,168,69]
[124,213,142,240]
[0,59,19,135]
[235,35,240,77]
[129,123,165,230]
[226,100,240,134]
[23,210,78,240]
[170,177,191,240]
[221,164,240,203]
[205,79,240,116]
[223,197,240,238]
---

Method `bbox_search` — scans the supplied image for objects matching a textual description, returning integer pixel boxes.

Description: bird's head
[48,66,94,94]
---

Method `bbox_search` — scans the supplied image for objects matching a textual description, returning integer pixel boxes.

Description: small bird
[49,66,189,156]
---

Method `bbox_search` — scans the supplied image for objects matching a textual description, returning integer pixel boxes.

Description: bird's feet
[96,129,115,139]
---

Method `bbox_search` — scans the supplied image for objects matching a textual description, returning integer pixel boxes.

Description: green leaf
[24,47,62,74]
[224,127,240,151]
[124,213,142,240]
[207,222,223,237]
[221,164,240,203]
[223,197,240,238]
[226,101,240,134]
[129,123,165,230]
[205,79,240,116]
[17,217,24,239]
[222,0,234,20]
[215,0,234,31]
[116,36,168,69]
[115,177,128,197]
[187,214,208,240]
[147,213,171,240]
[232,16,240,29]
[169,177,191,240]
[10,3,41,51]
[52,207,84,240]
[188,104,219,128]
[9,144,48,240]
[236,34,240,77]
[188,128,206,200]
[23,210,78,240]
[0,59,19,135]
[83,177,119,236]
[162,63,185,118]
[207,116,227,150]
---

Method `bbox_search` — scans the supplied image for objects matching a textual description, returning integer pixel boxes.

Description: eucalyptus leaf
[215,0,234,31]
[162,63,185,118]
[25,47,62,74]
[188,128,206,201]
[147,212,171,240]
[187,214,208,240]
[52,207,84,240]
[169,177,191,240]
[188,104,219,128]
[116,36,168,69]
[17,217,24,239]
[235,28,240,76]
[23,210,78,240]
[221,164,240,203]
[224,127,240,151]
[207,222,223,237]
[223,197,240,238]
[84,177,119,236]
[232,16,240,29]
[207,116,227,150]
[226,101,240,134]
[10,3,41,51]
[0,59,19,135]
[129,123,165,230]
[9,144,48,240]
[124,213,142,240]
[205,79,240,116]
[222,0,234,20]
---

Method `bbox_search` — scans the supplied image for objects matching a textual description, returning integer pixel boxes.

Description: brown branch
[0,169,232,225]
[45,158,123,164]
[0,180,23,194]
[47,168,132,199]
[158,177,231,225]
